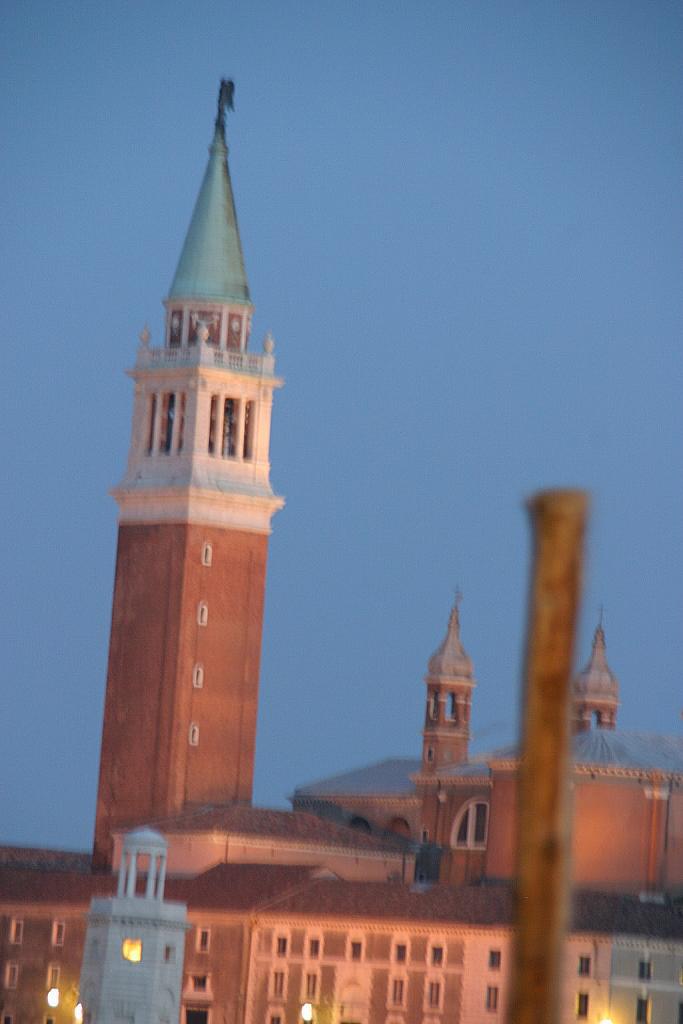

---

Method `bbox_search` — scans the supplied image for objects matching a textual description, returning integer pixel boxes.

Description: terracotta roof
[0,845,92,873]
[3,862,681,940]
[128,803,413,853]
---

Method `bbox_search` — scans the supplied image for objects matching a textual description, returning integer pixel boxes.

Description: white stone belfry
[79,829,187,1024]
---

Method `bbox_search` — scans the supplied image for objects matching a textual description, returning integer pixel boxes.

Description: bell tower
[572,616,619,732]
[421,595,476,770]
[93,83,284,867]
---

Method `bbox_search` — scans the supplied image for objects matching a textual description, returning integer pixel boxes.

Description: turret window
[169,309,183,347]
[243,400,255,460]
[159,393,175,454]
[222,398,237,457]
[430,692,439,720]
[208,396,218,454]
[448,693,458,721]
[147,394,157,454]
[452,800,489,849]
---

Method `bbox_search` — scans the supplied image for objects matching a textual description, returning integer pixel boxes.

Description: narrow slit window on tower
[208,395,218,454]
[189,723,199,746]
[192,664,204,689]
[222,397,237,457]
[176,393,186,452]
[197,602,208,627]
[430,692,439,720]
[147,394,157,454]
[158,393,175,454]
[243,400,255,460]
[201,542,212,567]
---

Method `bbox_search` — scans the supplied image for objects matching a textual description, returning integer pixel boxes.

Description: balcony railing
[135,342,275,376]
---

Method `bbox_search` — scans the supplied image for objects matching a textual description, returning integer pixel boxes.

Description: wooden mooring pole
[507,489,589,1024]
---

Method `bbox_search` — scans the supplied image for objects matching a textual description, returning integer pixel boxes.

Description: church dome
[574,623,619,699]
[427,600,473,680]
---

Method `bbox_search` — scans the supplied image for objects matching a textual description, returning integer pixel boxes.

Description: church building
[1,84,682,1024]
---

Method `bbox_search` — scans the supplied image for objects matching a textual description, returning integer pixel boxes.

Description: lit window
[576,992,589,1018]
[192,976,207,992]
[197,602,208,626]
[578,956,591,977]
[4,962,18,989]
[201,542,212,567]
[192,663,204,688]
[489,949,501,970]
[277,936,288,957]
[392,979,405,1006]
[272,971,285,997]
[638,960,652,981]
[486,986,499,1012]
[428,981,441,1008]
[452,800,489,849]
[395,943,407,963]
[636,997,651,1024]
[350,941,362,961]
[431,946,444,966]
[189,723,200,746]
[52,920,65,947]
[308,938,320,958]
[197,928,210,953]
[47,965,60,989]
[121,938,142,962]
[9,919,23,944]
[306,973,317,999]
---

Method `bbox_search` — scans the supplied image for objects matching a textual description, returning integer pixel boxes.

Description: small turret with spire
[572,611,619,732]
[422,593,476,770]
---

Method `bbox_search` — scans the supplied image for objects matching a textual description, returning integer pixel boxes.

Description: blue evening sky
[1,1,681,849]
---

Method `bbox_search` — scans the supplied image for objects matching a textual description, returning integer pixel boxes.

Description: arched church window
[349,816,371,833]
[451,800,489,849]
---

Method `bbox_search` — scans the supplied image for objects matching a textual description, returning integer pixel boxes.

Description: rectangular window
[395,943,407,963]
[678,1002,683,1024]
[176,392,186,452]
[486,986,499,1012]
[46,1018,56,1024]
[578,956,591,977]
[52,920,65,946]
[10,919,23,944]
[243,400,255,460]
[277,936,288,957]
[159,392,175,453]
[350,941,362,961]
[47,965,60,988]
[638,960,652,981]
[489,949,501,970]
[208,395,218,454]
[4,963,18,989]
[197,928,210,953]
[392,979,405,1006]
[164,945,175,962]
[222,397,237,457]
[428,981,441,1008]
[270,1018,282,1024]
[309,938,320,958]
[636,997,650,1024]
[192,975,207,992]
[147,393,157,454]
[576,993,589,1018]
[306,974,317,999]
[4,1014,14,1024]
[431,946,444,966]
[272,971,285,997]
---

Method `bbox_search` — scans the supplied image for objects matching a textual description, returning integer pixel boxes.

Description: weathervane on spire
[215,78,235,137]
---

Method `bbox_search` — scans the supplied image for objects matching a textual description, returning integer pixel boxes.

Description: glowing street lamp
[47,988,60,1008]
[301,1003,314,1022]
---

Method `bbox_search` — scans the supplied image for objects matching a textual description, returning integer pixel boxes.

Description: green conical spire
[169,93,250,305]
